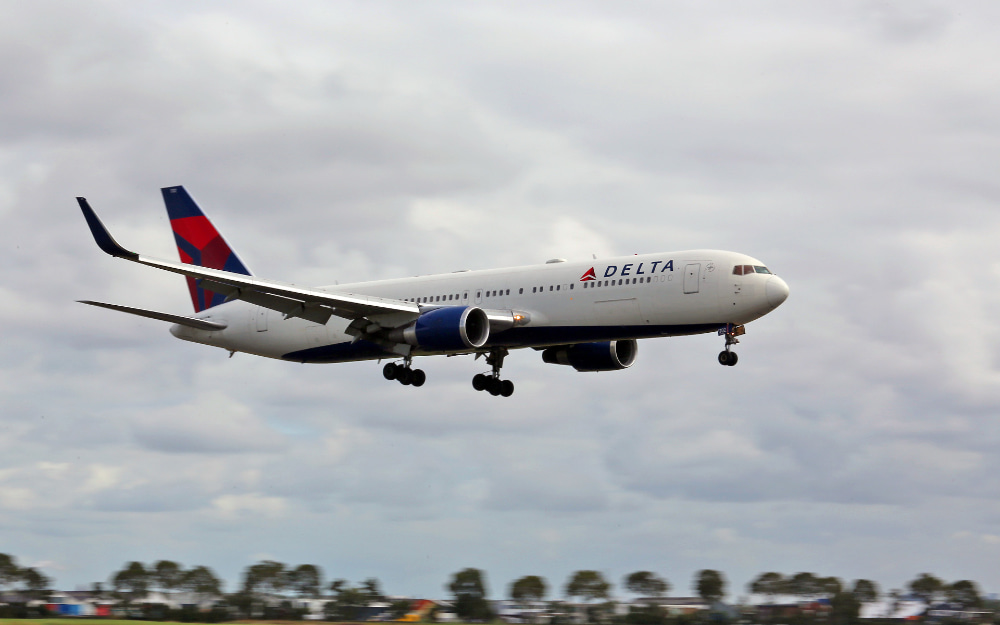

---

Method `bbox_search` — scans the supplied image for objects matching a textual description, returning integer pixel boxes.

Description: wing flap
[78,300,228,331]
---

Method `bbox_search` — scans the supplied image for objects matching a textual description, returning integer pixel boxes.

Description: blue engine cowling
[541,340,637,372]
[393,306,490,351]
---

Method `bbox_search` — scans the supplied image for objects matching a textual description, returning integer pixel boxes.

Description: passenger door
[683,263,701,294]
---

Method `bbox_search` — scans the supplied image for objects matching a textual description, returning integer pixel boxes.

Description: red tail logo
[580,267,597,281]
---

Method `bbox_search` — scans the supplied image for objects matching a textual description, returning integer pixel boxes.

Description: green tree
[18,567,51,601]
[361,577,383,602]
[819,577,844,597]
[749,572,785,602]
[624,572,669,598]
[786,572,822,599]
[182,566,223,603]
[946,580,981,608]
[908,573,944,605]
[153,560,184,594]
[288,564,323,597]
[243,560,287,597]
[694,570,726,604]
[325,580,370,621]
[829,591,861,625]
[566,570,612,603]
[448,568,492,621]
[850,580,879,603]
[0,554,21,592]
[510,575,548,602]
[111,561,150,605]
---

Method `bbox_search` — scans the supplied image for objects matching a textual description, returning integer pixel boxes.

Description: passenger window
[493,290,497,296]
[532,287,536,293]
[549,286,553,291]
[556,285,560,291]
[506,289,510,295]
[519,288,523,294]
[570,283,574,290]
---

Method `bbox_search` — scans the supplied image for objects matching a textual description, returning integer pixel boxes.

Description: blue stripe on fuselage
[281,323,726,363]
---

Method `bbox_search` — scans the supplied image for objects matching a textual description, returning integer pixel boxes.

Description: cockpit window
[734,264,773,275]
[754,266,771,274]
[733,265,744,275]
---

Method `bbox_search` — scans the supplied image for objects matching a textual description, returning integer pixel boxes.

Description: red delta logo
[579,267,597,281]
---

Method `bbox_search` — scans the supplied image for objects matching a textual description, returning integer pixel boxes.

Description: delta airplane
[78,186,789,397]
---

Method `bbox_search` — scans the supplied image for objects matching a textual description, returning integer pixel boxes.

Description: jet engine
[541,340,637,372]
[389,306,490,351]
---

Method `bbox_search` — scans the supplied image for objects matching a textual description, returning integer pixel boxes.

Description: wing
[78,197,421,328]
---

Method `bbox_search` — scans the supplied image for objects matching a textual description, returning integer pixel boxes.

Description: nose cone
[766,275,790,308]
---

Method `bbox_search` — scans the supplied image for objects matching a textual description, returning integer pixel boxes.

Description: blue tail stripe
[161,186,205,219]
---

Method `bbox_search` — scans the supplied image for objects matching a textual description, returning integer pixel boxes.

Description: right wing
[78,197,421,327]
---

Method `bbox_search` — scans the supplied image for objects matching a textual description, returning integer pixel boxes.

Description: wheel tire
[382,362,398,380]
[727,352,738,366]
[397,367,413,385]
[472,373,488,391]
[487,377,502,396]
[718,351,730,366]
[500,380,514,397]
[411,369,426,387]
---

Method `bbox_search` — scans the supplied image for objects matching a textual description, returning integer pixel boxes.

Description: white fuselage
[170,250,788,364]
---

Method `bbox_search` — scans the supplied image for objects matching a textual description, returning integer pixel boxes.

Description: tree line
[0,551,991,624]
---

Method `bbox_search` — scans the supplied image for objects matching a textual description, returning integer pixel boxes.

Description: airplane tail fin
[162,186,252,313]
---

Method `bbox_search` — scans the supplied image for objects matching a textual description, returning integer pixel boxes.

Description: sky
[2,0,1000,602]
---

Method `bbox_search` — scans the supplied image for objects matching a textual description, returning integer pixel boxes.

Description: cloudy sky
[3,0,1000,601]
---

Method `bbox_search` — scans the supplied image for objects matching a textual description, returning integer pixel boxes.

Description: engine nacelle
[390,306,490,351]
[542,340,637,372]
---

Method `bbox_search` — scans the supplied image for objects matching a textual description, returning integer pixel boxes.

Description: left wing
[78,197,421,328]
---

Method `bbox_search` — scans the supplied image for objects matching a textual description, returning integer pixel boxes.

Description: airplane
[77,186,789,397]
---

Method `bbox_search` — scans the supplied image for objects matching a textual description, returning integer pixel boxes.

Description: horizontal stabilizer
[78,300,228,331]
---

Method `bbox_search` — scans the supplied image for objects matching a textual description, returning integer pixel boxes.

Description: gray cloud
[2,0,1000,599]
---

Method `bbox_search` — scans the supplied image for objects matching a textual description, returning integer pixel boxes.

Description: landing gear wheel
[411,369,426,387]
[500,380,514,397]
[487,377,502,396]
[472,373,488,391]
[383,362,398,380]
[397,367,414,385]
[718,351,738,366]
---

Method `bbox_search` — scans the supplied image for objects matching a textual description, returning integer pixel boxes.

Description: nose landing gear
[472,348,514,397]
[382,358,426,387]
[718,323,745,367]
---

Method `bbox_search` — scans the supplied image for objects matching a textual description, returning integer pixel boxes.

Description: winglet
[77,197,139,259]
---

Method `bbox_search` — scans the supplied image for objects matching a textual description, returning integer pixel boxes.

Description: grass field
[0,621,379,625]
[0,621,447,625]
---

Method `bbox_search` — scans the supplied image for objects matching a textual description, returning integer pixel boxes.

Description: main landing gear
[472,348,514,397]
[382,358,426,387]
[718,323,745,367]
